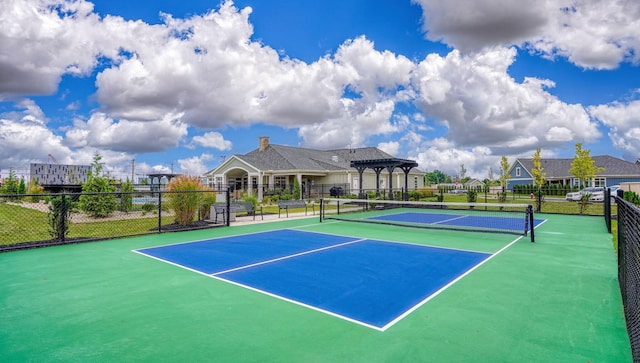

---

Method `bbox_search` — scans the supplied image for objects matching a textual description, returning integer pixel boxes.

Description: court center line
[431,215,469,225]
[210,238,368,276]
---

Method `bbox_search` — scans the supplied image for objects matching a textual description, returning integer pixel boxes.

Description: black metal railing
[617,196,640,362]
[0,189,227,252]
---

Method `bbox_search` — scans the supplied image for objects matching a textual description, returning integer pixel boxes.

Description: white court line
[380,234,523,331]
[210,274,385,331]
[211,238,367,276]
[430,214,469,225]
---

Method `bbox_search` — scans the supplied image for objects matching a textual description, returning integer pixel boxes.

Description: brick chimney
[259,136,270,151]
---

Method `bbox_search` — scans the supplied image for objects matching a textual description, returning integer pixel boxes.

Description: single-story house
[203,137,424,201]
[507,155,640,190]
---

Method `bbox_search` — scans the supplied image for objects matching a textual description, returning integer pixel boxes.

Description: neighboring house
[465,178,485,189]
[203,137,424,201]
[507,155,640,190]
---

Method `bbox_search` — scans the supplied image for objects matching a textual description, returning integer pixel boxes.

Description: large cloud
[412,0,640,69]
[65,112,189,152]
[0,0,126,98]
[411,48,600,155]
[589,100,640,160]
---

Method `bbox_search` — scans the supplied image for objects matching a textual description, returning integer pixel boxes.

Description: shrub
[141,202,156,213]
[119,179,134,212]
[466,189,478,203]
[280,194,291,201]
[241,193,258,208]
[166,176,208,226]
[624,191,640,206]
[497,191,507,203]
[80,153,117,218]
[48,196,72,241]
[293,178,301,200]
[27,177,45,202]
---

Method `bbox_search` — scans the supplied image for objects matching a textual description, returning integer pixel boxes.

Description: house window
[274,176,287,189]
[594,178,605,187]
[414,176,418,189]
[515,167,521,177]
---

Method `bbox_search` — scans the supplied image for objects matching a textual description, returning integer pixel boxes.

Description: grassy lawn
[0,202,175,246]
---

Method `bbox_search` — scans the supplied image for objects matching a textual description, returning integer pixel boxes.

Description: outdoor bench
[211,202,262,224]
[277,200,314,218]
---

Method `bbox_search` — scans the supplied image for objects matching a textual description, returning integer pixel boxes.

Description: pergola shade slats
[350,158,418,200]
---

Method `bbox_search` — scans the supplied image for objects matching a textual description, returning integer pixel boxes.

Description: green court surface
[0,214,631,362]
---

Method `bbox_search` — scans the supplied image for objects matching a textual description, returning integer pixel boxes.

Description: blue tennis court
[135,229,494,330]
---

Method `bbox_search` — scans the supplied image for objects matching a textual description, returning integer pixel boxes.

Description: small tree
[166,175,207,226]
[0,168,20,195]
[18,178,26,195]
[80,153,117,218]
[27,177,45,202]
[498,156,511,203]
[120,178,134,212]
[424,170,448,185]
[568,143,605,188]
[531,148,547,212]
[293,177,301,200]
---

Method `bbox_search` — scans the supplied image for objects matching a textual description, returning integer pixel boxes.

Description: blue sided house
[507,155,640,189]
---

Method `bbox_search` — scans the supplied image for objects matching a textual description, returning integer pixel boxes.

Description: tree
[293,177,301,200]
[568,143,605,188]
[0,168,20,195]
[27,177,45,202]
[120,178,134,212]
[18,178,26,195]
[487,167,494,184]
[498,156,511,203]
[80,153,117,218]
[531,148,547,212]
[424,170,448,185]
[459,164,467,181]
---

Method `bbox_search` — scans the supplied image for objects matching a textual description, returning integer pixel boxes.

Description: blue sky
[1,0,640,181]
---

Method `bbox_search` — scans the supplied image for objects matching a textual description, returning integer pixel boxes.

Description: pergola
[350,158,419,200]
[147,173,181,191]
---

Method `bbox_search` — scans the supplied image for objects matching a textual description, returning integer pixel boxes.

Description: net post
[528,204,535,243]
[319,198,324,223]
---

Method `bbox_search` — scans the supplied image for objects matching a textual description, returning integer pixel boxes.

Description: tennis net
[319,198,535,242]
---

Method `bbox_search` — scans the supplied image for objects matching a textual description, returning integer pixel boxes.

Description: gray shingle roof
[517,155,640,178]
[238,144,395,171]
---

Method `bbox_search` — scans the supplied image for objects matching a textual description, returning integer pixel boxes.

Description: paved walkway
[230,211,318,226]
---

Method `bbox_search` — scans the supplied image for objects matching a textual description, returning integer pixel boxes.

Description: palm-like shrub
[166,176,208,226]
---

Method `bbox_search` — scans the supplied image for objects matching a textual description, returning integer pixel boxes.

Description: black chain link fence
[617,196,640,362]
[0,189,228,252]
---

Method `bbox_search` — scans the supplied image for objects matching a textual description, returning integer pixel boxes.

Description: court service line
[210,238,368,276]
[380,234,524,331]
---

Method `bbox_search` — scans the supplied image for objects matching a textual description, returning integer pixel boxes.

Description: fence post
[61,193,67,242]
[528,204,535,243]
[604,188,611,233]
[158,190,163,232]
[226,188,231,227]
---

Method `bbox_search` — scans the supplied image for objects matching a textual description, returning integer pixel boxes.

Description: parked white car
[565,187,605,202]
[608,185,621,203]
